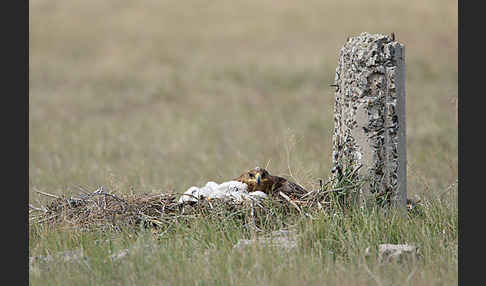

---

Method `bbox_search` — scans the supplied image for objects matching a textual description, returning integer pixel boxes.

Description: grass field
[29,0,458,285]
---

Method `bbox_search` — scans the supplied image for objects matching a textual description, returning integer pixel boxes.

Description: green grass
[29,0,457,284]
[29,190,457,286]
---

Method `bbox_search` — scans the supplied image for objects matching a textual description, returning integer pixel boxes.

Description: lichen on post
[330,32,406,209]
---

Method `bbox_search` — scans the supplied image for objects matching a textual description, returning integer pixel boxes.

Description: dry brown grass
[29,0,457,200]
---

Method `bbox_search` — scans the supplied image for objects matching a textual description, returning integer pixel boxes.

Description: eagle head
[234,166,274,193]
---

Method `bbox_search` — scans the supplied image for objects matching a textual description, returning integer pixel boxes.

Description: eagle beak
[256,173,261,185]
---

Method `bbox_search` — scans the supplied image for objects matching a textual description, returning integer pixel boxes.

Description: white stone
[365,244,419,263]
[233,229,298,250]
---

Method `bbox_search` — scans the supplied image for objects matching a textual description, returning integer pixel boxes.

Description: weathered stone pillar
[331,32,406,209]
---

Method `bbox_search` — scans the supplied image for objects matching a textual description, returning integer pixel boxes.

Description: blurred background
[29,0,457,201]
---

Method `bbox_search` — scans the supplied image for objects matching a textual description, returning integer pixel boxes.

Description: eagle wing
[270,175,308,198]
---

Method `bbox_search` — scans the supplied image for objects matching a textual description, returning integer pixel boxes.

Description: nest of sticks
[29,179,336,232]
[29,172,422,232]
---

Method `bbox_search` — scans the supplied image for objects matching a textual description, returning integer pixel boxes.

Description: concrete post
[331,32,406,209]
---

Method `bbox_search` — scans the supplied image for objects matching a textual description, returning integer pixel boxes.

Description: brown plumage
[233,167,308,198]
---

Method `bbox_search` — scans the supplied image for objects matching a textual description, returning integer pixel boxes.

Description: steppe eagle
[234,167,308,198]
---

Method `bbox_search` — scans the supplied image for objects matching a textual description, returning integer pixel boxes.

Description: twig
[100,192,128,205]
[35,190,60,199]
[330,184,362,192]
[29,204,45,212]
[36,215,58,224]
[301,178,333,199]
[279,192,302,214]
[300,190,316,199]
[146,194,167,200]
